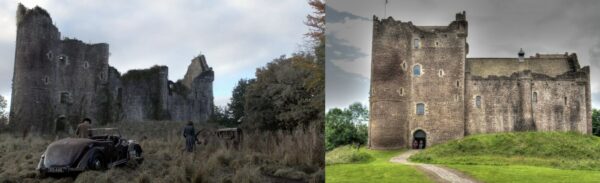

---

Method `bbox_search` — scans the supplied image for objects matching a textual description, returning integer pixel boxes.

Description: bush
[325,145,373,165]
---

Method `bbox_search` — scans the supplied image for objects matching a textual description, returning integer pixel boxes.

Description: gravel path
[390,150,479,183]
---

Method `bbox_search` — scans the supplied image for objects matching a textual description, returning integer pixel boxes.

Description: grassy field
[325,146,432,183]
[448,164,600,183]
[0,121,324,183]
[410,132,600,182]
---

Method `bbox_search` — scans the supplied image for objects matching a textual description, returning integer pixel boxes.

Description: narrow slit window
[532,92,537,103]
[476,96,481,108]
[416,103,425,115]
[457,80,460,87]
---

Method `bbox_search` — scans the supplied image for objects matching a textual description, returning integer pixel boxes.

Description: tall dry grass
[0,121,324,183]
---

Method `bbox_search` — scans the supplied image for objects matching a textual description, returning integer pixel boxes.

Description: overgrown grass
[325,147,432,183]
[410,132,600,170]
[0,121,324,183]
[325,145,372,165]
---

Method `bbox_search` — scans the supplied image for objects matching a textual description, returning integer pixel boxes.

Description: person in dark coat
[183,121,196,152]
[412,140,418,149]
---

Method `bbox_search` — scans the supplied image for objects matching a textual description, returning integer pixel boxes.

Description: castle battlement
[369,12,591,150]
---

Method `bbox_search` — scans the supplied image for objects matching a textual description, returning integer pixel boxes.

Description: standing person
[183,121,196,152]
[75,118,92,138]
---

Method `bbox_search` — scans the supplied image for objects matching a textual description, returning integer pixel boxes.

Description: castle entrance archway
[412,130,427,149]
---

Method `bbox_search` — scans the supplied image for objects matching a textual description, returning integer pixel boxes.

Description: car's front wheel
[88,150,106,170]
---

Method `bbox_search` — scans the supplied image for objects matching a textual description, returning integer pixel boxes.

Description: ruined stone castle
[369,12,592,149]
[10,5,214,134]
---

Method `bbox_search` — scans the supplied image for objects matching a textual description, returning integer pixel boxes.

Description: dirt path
[390,150,480,183]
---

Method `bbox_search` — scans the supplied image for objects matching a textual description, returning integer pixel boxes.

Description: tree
[244,54,320,131]
[227,78,255,125]
[241,0,325,132]
[209,105,235,127]
[305,0,325,45]
[0,95,7,126]
[325,102,369,150]
[593,109,600,136]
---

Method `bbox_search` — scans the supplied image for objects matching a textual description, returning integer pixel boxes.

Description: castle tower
[11,4,111,134]
[10,4,61,134]
[369,12,468,149]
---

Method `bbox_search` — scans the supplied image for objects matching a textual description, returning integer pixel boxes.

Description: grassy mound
[325,146,373,165]
[410,132,600,170]
[326,147,432,183]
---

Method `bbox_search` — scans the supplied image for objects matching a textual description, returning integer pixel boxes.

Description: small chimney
[518,48,525,62]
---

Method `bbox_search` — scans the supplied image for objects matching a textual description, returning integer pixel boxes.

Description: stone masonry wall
[9,5,214,134]
[369,11,592,149]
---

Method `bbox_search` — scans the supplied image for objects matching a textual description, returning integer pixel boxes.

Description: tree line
[209,0,324,132]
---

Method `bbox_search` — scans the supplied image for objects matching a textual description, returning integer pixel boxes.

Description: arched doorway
[412,130,427,149]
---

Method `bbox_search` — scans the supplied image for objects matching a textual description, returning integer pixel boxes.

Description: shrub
[325,145,373,165]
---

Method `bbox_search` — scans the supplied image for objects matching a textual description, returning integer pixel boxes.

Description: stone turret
[182,55,211,89]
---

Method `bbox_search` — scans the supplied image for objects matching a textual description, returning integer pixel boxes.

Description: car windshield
[89,128,121,138]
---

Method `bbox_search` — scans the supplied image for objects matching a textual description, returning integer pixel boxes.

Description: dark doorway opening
[412,130,427,149]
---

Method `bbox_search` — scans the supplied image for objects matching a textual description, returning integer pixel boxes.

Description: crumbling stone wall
[369,11,592,149]
[9,5,213,135]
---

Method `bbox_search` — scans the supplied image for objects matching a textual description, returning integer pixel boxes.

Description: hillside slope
[410,132,600,170]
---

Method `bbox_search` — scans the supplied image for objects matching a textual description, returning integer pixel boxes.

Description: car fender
[75,147,104,169]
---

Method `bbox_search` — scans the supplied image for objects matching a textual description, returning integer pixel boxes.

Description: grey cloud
[0,1,311,108]
[326,59,369,110]
[327,0,600,109]
[326,34,368,63]
[325,5,369,24]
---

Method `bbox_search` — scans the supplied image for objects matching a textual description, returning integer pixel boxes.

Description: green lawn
[408,132,600,182]
[448,164,600,183]
[325,147,432,183]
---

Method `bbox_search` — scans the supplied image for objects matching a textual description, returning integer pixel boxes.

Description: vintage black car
[37,128,143,176]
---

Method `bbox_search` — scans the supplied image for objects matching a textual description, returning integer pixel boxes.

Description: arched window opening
[60,92,71,104]
[532,92,538,103]
[476,96,482,108]
[413,65,421,77]
[83,61,89,69]
[416,103,425,115]
[414,38,420,48]
[564,97,567,105]
[438,69,444,77]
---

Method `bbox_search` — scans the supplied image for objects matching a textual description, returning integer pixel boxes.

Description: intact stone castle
[10,5,214,134]
[369,12,592,149]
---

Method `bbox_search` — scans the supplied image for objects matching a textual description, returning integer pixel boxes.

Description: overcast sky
[326,0,600,110]
[0,0,311,109]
